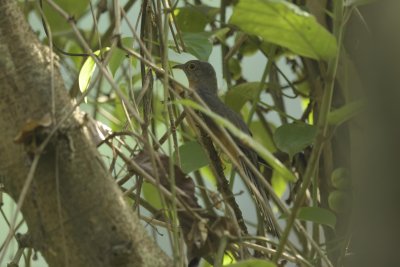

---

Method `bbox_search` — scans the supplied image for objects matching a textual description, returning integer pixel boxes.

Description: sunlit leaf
[174,141,209,173]
[223,251,236,265]
[271,170,287,198]
[229,0,338,60]
[301,98,313,124]
[200,166,217,187]
[273,122,317,159]
[79,48,110,93]
[182,32,213,61]
[225,259,276,267]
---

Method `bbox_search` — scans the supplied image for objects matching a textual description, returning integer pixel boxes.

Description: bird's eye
[188,63,196,70]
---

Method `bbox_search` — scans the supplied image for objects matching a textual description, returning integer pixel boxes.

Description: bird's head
[173,60,218,94]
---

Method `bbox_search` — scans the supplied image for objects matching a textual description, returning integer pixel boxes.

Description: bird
[173,60,279,237]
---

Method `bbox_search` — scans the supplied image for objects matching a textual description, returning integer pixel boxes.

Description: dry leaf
[14,113,52,144]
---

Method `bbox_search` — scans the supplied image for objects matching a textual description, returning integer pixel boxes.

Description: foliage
[2,0,363,266]
[229,0,337,60]
[273,122,317,160]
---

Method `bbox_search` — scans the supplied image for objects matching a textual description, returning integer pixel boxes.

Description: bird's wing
[209,101,280,236]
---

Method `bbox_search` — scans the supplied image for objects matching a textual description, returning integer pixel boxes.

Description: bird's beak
[172,64,185,70]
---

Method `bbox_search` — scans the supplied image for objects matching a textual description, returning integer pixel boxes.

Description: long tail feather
[240,152,280,238]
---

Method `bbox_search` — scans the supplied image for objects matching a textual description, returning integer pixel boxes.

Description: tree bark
[0,1,172,266]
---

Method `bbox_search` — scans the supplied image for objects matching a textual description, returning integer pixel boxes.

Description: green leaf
[225,259,276,267]
[329,190,351,213]
[331,168,351,190]
[174,141,209,173]
[249,120,277,152]
[281,207,337,229]
[174,5,218,32]
[42,0,90,32]
[328,100,364,126]
[238,35,260,56]
[143,182,162,209]
[228,58,242,81]
[182,32,213,61]
[229,0,338,60]
[177,99,296,181]
[79,48,110,93]
[273,122,317,159]
[225,82,266,112]
[110,93,125,131]
[223,251,237,265]
[65,40,84,68]
[200,166,217,187]
[108,37,135,76]
[212,27,231,43]
[271,170,287,198]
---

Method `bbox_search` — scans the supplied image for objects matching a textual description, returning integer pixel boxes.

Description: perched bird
[173,60,278,237]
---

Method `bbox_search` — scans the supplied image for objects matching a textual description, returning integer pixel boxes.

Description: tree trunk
[344,1,400,266]
[0,1,172,266]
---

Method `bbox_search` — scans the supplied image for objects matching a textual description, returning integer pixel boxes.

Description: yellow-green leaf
[79,48,109,93]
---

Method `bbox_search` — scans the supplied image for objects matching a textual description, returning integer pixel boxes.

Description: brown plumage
[173,60,278,237]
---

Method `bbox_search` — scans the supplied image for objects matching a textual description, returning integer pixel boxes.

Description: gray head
[173,60,218,94]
